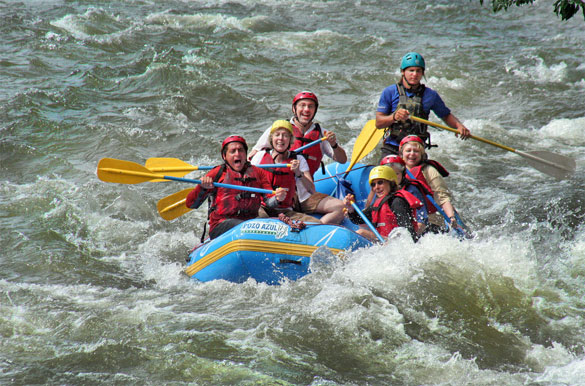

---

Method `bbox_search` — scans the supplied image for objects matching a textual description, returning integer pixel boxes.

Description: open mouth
[298,113,312,122]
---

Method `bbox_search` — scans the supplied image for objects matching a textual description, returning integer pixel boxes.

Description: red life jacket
[259,150,297,209]
[405,160,449,215]
[370,190,423,237]
[199,164,266,234]
[291,123,323,176]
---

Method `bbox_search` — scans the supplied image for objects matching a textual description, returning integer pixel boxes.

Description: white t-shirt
[250,150,312,202]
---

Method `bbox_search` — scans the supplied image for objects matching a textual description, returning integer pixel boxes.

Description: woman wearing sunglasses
[343,165,422,242]
[363,154,430,236]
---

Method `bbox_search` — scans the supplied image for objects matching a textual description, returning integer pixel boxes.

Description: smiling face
[293,99,317,126]
[401,66,424,87]
[270,128,292,153]
[401,142,424,168]
[222,142,247,172]
[370,178,391,198]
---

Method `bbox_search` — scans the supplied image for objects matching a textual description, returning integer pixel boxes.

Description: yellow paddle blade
[157,188,193,221]
[345,120,385,173]
[145,158,197,180]
[97,158,164,184]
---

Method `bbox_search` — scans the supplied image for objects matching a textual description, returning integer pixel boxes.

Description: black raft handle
[279,259,302,265]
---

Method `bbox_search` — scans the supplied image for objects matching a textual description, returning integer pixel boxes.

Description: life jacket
[387,83,431,147]
[370,190,423,237]
[406,160,449,215]
[402,179,431,221]
[206,163,266,232]
[259,150,297,209]
[291,122,323,176]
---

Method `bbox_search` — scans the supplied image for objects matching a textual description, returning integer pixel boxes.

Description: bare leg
[315,195,345,225]
[356,228,378,242]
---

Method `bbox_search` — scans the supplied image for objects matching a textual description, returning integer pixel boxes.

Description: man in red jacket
[186,135,286,239]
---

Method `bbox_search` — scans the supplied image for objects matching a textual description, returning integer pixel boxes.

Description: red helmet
[380,155,405,166]
[292,91,319,109]
[221,135,248,154]
[399,135,424,148]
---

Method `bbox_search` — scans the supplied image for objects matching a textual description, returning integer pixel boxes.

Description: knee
[321,198,345,213]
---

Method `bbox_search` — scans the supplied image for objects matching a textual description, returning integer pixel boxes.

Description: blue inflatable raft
[184,162,375,284]
[185,217,372,284]
[313,161,374,206]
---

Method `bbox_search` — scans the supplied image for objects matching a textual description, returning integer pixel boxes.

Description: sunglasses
[370,180,387,188]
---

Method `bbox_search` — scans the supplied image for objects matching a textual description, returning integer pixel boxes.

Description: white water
[1,0,584,384]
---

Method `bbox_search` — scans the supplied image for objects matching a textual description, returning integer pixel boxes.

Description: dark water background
[2,0,585,384]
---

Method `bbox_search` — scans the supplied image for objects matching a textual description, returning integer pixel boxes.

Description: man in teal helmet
[375,52,471,158]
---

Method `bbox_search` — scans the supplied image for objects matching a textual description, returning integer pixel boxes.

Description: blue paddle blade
[449,225,474,240]
[335,177,355,200]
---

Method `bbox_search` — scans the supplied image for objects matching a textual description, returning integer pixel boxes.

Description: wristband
[332,143,338,149]
[392,111,397,121]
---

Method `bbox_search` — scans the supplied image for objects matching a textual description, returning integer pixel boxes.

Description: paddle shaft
[411,115,514,149]
[410,116,574,173]
[147,163,289,173]
[351,201,385,243]
[99,167,274,194]
[292,136,327,154]
[158,175,274,194]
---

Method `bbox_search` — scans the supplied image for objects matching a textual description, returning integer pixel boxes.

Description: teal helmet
[400,52,425,70]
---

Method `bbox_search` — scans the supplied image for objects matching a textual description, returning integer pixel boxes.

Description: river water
[2,0,585,384]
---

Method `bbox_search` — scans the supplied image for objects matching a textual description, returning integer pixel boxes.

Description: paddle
[97,158,274,194]
[145,157,289,179]
[157,188,193,221]
[291,136,327,154]
[151,137,327,218]
[350,200,385,243]
[410,116,576,180]
[344,120,385,175]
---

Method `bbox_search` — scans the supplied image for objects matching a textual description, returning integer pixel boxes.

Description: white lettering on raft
[241,221,290,239]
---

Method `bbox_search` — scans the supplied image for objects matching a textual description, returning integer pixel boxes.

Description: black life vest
[388,83,431,146]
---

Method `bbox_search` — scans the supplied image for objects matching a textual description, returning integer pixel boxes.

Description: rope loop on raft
[278,213,306,231]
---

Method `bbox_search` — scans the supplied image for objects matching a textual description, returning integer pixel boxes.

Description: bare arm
[442,113,470,139]
[376,107,410,129]
[297,170,316,194]
[291,157,316,194]
[375,110,395,129]
[324,130,347,163]
[248,127,271,160]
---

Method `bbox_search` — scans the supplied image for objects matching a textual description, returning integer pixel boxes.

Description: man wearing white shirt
[249,92,346,224]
